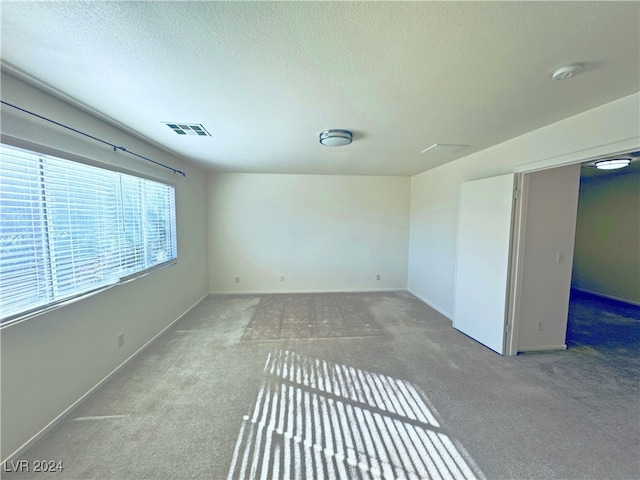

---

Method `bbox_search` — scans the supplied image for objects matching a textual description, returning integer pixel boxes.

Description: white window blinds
[0,143,177,323]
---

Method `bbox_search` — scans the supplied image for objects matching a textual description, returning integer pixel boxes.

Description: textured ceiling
[1,1,639,176]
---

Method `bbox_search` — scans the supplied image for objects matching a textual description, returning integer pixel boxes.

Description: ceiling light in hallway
[594,158,631,170]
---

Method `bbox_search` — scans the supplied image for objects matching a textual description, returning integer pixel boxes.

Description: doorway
[511,150,640,354]
[566,156,640,352]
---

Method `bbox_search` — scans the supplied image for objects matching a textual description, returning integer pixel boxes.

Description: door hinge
[514,189,521,200]
[505,323,510,334]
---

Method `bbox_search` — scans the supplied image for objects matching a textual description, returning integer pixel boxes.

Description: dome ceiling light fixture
[319,129,353,147]
[594,158,631,170]
[551,63,584,80]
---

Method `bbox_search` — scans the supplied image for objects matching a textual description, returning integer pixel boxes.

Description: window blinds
[0,144,177,323]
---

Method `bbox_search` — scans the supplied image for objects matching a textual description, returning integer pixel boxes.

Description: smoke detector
[551,63,584,80]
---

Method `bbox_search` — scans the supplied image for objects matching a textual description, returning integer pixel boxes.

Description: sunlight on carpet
[227,349,483,480]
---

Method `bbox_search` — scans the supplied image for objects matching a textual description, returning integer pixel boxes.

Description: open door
[453,173,516,354]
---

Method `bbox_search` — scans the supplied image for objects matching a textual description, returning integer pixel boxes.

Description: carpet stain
[241,293,384,341]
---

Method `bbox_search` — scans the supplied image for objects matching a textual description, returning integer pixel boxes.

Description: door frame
[505,139,639,355]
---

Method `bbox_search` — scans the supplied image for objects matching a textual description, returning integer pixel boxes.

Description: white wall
[208,173,410,293]
[0,73,209,462]
[572,172,640,304]
[408,92,640,319]
[516,164,581,351]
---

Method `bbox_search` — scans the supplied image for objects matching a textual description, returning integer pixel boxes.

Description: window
[0,143,177,323]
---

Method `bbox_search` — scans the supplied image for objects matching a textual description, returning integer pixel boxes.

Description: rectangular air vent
[163,122,211,136]
[421,143,468,154]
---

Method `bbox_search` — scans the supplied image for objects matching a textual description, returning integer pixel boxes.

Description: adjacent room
[1,2,638,479]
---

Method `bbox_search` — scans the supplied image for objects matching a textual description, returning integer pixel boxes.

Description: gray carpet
[2,291,638,479]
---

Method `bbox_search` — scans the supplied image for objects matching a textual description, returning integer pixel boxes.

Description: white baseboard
[209,288,406,295]
[571,287,640,307]
[406,288,453,320]
[2,292,209,466]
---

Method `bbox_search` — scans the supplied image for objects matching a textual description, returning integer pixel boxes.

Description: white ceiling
[1,1,639,176]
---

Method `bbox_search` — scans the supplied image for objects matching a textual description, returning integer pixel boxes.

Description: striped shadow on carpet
[241,294,384,341]
[227,350,484,480]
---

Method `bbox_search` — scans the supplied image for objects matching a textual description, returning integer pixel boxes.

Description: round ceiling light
[319,129,353,147]
[594,158,631,170]
[551,63,584,80]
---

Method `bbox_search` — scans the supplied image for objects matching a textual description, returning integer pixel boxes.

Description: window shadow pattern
[228,350,482,479]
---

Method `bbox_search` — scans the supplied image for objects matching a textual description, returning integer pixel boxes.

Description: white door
[453,173,516,354]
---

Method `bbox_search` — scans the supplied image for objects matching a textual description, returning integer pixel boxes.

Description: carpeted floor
[2,290,638,479]
[566,289,640,352]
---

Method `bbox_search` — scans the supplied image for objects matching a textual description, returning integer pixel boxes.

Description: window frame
[0,137,178,328]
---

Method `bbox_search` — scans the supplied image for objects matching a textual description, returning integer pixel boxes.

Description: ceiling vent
[163,122,211,136]
[421,144,468,154]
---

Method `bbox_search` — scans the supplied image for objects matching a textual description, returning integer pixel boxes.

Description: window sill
[0,260,176,330]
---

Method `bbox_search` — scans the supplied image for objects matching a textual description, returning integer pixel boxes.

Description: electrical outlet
[376,274,381,281]
[117,332,125,348]
[537,320,544,331]
[280,275,285,282]
[235,276,240,283]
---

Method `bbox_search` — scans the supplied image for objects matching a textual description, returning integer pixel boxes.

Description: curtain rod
[0,100,186,177]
